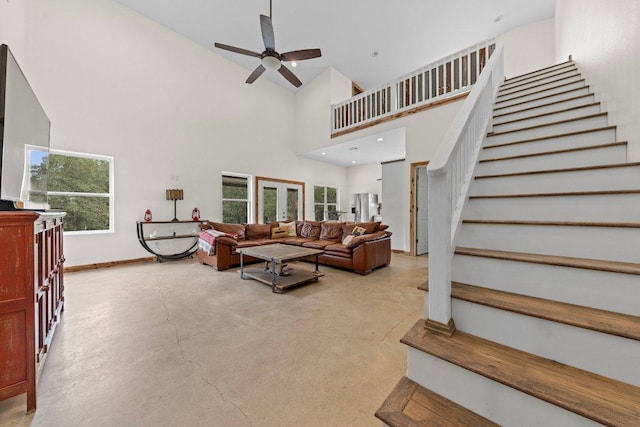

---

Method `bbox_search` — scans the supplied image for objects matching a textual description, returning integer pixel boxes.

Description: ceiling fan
[214,0,321,87]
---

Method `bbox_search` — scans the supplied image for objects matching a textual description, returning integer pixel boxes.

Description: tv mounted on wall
[0,44,50,211]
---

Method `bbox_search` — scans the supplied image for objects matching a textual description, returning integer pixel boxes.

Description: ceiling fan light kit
[214,0,321,87]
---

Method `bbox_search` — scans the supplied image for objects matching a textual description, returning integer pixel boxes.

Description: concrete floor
[0,254,427,427]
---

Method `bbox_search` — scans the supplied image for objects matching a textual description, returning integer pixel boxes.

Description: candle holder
[166,189,183,222]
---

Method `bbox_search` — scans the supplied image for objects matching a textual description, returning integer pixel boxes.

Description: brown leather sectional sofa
[197,220,392,275]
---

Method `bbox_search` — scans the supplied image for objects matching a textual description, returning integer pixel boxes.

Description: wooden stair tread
[421,281,640,340]
[486,112,607,138]
[455,247,640,276]
[469,189,640,199]
[402,320,640,426]
[493,86,591,113]
[497,74,582,99]
[375,376,499,427]
[503,61,574,84]
[499,68,578,94]
[479,141,625,163]
[463,219,640,228]
[493,94,594,120]
[493,102,599,127]
[483,125,616,149]
[475,160,640,179]
[495,79,586,106]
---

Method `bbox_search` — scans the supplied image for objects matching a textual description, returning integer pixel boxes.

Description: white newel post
[427,167,453,326]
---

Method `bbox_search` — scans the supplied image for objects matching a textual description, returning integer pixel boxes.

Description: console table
[0,211,65,413]
[136,220,205,261]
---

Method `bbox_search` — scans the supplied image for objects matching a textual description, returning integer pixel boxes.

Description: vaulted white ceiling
[111,0,556,167]
[113,0,556,92]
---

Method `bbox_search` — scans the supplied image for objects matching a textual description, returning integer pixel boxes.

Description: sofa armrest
[344,231,392,249]
[351,234,392,274]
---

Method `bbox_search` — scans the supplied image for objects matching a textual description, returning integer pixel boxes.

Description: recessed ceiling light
[371,51,379,58]
[291,61,297,67]
[494,14,503,23]
[348,147,358,151]
[351,160,357,164]
[321,152,326,155]
[377,137,383,142]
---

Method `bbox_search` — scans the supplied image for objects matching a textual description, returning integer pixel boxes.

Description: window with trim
[33,149,113,233]
[314,185,338,221]
[222,174,250,224]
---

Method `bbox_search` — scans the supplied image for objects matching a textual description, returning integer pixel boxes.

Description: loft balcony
[330,39,496,137]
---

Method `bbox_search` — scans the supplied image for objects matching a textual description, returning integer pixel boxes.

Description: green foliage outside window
[222,175,249,224]
[30,152,112,232]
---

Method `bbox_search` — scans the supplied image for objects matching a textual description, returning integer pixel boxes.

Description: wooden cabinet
[0,211,64,413]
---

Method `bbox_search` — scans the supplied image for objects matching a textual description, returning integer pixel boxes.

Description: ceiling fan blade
[260,15,276,51]
[246,65,266,84]
[214,43,261,58]
[278,64,302,88]
[280,49,322,62]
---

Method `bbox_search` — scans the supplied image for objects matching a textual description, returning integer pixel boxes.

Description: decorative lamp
[166,189,184,222]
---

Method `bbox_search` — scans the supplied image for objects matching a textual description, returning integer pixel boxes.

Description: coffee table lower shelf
[241,267,324,293]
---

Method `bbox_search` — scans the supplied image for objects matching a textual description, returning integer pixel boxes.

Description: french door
[256,177,304,223]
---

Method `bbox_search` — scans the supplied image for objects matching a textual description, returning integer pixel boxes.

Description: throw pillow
[279,221,297,237]
[342,225,366,245]
[270,226,288,239]
[300,221,321,239]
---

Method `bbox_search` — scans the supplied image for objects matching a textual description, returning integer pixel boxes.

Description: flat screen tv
[0,44,50,210]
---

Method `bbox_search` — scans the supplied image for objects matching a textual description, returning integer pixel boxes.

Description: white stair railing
[331,39,496,135]
[426,43,504,326]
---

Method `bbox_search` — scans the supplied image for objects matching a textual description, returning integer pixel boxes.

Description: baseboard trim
[392,249,412,256]
[64,257,156,273]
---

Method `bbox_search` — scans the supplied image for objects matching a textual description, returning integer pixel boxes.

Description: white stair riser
[452,299,640,387]
[407,347,600,427]
[494,87,591,115]
[495,81,586,107]
[481,127,615,156]
[499,69,580,96]
[486,115,609,146]
[471,166,640,195]
[464,194,640,222]
[504,63,575,87]
[458,223,640,264]
[493,95,595,125]
[497,75,584,100]
[452,254,640,316]
[476,144,626,176]
[492,104,601,133]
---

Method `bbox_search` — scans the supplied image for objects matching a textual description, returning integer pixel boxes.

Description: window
[36,149,113,233]
[314,185,338,221]
[222,174,250,224]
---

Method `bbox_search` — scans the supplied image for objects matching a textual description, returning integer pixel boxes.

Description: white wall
[502,18,556,79]
[1,0,347,267]
[555,0,640,161]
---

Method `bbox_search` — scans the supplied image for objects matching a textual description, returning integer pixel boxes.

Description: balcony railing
[330,39,496,136]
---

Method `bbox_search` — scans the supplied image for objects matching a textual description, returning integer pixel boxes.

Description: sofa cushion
[302,240,338,250]
[324,243,353,255]
[212,222,246,241]
[319,222,343,241]
[282,237,315,246]
[378,224,389,231]
[246,223,271,239]
[300,221,321,239]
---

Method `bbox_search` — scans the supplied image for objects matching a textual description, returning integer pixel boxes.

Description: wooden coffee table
[238,244,324,293]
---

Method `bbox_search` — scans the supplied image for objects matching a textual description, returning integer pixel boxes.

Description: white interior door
[257,180,303,223]
[416,166,429,255]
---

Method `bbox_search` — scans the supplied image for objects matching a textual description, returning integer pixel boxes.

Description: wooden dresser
[0,211,65,413]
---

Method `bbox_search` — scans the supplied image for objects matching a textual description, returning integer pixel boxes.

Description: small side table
[136,220,205,261]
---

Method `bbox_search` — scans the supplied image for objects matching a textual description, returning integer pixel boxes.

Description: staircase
[376,61,640,426]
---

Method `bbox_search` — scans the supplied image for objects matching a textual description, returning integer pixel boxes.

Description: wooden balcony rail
[330,39,496,136]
